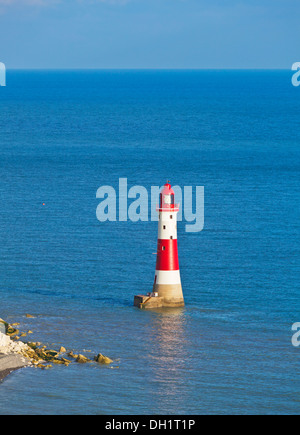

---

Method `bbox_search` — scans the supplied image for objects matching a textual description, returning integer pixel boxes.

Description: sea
[0,70,299,415]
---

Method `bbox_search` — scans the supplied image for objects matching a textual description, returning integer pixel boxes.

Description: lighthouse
[134,182,185,309]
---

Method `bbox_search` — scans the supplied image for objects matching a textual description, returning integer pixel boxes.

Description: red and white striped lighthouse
[152,182,185,307]
[134,181,184,309]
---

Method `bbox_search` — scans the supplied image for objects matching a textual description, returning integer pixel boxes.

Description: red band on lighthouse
[156,239,179,271]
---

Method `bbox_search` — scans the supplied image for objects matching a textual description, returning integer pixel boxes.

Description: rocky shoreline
[0,316,114,382]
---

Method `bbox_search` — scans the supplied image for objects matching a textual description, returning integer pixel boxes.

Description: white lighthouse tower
[134,182,185,309]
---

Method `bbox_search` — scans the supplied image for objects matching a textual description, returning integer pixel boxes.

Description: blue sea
[0,70,299,415]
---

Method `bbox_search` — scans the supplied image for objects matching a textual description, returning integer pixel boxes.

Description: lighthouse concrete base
[153,283,185,308]
[134,289,185,310]
[134,295,164,310]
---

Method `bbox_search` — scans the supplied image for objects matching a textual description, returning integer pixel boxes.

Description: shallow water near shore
[0,70,299,415]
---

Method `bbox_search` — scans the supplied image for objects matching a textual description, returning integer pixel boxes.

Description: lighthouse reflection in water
[147,308,189,412]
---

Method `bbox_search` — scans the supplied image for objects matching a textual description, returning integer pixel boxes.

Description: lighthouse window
[171,194,175,205]
[170,215,173,219]
[162,246,165,251]
[163,225,166,230]
[170,236,173,240]
[164,194,171,205]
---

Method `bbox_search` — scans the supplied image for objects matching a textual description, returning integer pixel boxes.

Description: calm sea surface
[0,70,299,415]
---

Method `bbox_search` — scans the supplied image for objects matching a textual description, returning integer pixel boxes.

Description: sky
[0,0,299,69]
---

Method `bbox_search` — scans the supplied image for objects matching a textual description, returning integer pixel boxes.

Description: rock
[27,330,33,334]
[76,354,91,364]
[51,359,65,365]
[45,350,58,358]
[94,353,113,365]
[37,364,46,369]
[20,333,27,337]
[68,351,78,359]
[0,319,8,335]
[27,349,43,362]
[59,346,66,353]
[7,328,19,337]
[29,342,41,348]
[26,314,35,318]
[0,332,11,349]
[0,331,33,358]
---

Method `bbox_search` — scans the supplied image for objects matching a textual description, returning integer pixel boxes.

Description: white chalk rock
[0,331,11,352]
[0,331,30,356]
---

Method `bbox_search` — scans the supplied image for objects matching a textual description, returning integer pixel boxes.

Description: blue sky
[0,0,298,69]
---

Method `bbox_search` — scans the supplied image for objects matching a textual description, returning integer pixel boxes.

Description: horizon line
[6,67,291,71]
